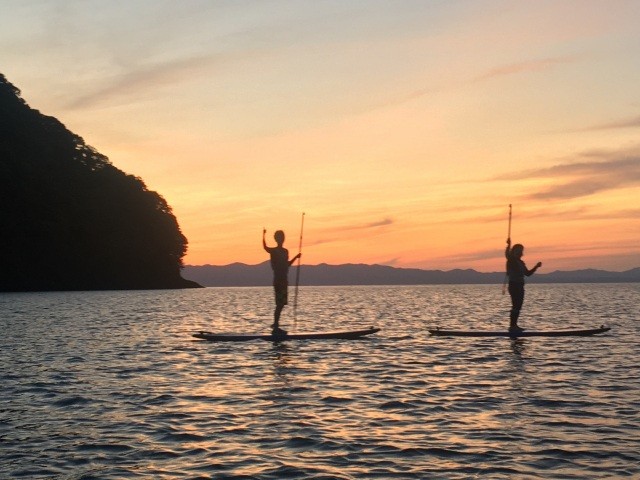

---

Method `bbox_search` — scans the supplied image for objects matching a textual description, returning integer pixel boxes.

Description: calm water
[1,284,639,479]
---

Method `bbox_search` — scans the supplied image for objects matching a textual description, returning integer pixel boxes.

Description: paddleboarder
[263,228,301,337]
[505,238,542,332]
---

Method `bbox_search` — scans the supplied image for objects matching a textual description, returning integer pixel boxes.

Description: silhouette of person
[263,229,301,337]
[505,238,542,332]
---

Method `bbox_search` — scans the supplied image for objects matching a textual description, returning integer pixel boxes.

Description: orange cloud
[65,51,247,110]
[494,147,640,200]
[472,55,578,82]
[584,115,640,131]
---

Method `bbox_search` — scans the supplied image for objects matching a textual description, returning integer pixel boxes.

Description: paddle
[502,204,512,295]
[293,212,305,326]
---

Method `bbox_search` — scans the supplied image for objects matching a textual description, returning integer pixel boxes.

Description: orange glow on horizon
[2,2,638,272]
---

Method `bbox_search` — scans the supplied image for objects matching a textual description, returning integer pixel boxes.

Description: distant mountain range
[183,262,640,287]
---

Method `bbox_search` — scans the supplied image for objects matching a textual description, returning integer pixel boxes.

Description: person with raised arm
[505,238,542,332]
[263,228,301,337]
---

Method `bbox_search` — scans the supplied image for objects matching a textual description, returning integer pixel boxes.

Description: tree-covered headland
[0,74,201,291]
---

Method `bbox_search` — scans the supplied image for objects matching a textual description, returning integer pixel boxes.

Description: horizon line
[183,262,640,274]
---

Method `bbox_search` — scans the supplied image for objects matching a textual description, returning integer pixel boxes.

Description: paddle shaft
[502,204,512,295]
[293,212,305,320]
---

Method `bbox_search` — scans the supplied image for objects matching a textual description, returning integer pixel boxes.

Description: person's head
[274,230,285,245]
[511,244,524,258]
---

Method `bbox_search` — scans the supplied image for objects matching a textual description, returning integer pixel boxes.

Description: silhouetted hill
[0,74,200,291]
[183,263,640,286]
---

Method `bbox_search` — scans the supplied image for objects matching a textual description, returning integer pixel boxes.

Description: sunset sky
[1,0,639,272]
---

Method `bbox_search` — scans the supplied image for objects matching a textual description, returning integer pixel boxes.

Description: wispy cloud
[65,52,240,110]
[494,147,640,200]
[325,217,394,233]
[362,217,394,229]
[581,115,640,131]
[396,55,577,107]
[472,56,577,82]
[380,257,401,266]
[434,247,507,264]
[307,217,394,248]
[438,206,640,226]
[432,239,640,269]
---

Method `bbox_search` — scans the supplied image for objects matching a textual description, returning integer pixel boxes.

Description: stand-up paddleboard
[428,326,610,338]
[193,326,380,342]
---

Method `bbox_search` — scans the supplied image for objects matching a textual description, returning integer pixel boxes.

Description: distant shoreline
[183,262,640,287]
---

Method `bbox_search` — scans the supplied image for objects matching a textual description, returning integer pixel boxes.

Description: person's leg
[272,282,288,334]
[274,303,284,328]
[509,283,524,330]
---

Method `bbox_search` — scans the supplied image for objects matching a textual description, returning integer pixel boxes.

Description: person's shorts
[273,280,288,306]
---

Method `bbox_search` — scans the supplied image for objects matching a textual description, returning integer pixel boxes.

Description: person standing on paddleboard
[505,238,542,332]
[263,229,301,337]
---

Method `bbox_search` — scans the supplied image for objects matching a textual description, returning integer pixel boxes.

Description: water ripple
[1,285,639,479]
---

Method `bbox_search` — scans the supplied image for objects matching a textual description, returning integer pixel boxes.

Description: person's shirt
[265,246,290,283]
[506,250,538,283]
[506,256,528,283]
